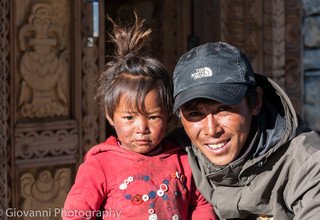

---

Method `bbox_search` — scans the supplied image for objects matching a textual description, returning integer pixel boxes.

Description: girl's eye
[123,116,134,120]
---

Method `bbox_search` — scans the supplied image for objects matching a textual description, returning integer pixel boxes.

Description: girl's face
[107,90,168,154]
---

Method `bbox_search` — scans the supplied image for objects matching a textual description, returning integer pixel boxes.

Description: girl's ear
[252,87,263,116]
[106,114,114,126]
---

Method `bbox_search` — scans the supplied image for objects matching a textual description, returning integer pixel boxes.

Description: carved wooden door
[1,0,302,219]
[1,0,105,219]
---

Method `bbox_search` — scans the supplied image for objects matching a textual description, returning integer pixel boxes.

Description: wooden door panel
[11,1,78,217]
[1,0,106,218]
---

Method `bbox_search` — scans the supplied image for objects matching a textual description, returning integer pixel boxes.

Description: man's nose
[203,114,223,136]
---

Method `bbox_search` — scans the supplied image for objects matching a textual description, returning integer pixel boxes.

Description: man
[171,42,320,219]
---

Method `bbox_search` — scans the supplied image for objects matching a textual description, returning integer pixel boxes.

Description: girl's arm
[189,185,217,219]
[62,157,107,220]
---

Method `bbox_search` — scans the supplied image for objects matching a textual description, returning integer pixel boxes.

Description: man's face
[179,96,261,166]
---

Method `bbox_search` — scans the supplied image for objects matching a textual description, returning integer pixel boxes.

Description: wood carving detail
[263,0,286,86]
[18,2,68,118]
[221,0,262,71]
[20,168,71,219]
[221,0,302,113]
[15,124,78,160]
[284,0,302,113]
[221,0,246,48]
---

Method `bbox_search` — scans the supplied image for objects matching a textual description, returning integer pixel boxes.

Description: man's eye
[217,105,236,113]
[217,106,227,112]
[188,111,203,117]
[149,115,159,120]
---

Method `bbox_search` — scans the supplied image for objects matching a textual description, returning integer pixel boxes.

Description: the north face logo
[191,67,213,79]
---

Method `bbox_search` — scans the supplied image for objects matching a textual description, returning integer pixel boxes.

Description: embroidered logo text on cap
[191,67,213,79]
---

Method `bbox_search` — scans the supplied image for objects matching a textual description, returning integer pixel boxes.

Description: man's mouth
[206,140,229,150]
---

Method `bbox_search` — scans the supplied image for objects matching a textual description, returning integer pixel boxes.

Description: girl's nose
[136,118,150,134]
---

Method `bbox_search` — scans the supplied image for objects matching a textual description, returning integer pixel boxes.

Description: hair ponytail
[107,13,151,59]
[95,13,173,120]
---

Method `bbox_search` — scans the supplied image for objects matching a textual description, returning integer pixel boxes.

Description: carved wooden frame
[81,0,106,153]
[0,0,11,216]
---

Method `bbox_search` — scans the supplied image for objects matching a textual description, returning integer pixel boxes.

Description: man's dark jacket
[169,74,320,219]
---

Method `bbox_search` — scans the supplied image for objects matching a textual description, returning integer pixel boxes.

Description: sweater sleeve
[288,150,320,220]
[62,157,107,220]
[189,185,217,219]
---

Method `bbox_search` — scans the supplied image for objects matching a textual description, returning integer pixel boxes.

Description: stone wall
[302,0,320,131]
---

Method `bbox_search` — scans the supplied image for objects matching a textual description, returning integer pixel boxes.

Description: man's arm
[287,150,320,220]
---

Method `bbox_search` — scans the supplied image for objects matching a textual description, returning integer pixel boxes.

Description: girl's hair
[95,14,173,119]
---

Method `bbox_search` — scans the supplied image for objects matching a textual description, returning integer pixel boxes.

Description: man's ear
[252,87,263,116]
[106,114,114,126]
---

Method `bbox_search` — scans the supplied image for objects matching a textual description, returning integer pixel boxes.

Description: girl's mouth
[135,139,151,145]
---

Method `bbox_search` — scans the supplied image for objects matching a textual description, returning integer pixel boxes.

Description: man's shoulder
[289,130,320,154]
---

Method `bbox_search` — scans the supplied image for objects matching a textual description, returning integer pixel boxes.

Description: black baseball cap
[173,42,256,112]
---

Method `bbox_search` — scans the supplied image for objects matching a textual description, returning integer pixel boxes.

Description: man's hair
[245,85,258,110]
[95,14,173,119]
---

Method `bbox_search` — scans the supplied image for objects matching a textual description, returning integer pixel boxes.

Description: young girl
[63,15,216,220]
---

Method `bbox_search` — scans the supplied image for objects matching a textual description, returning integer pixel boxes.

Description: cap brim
[173,83,248,112]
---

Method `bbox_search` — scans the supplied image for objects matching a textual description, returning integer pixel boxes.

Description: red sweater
[63,136,216,220]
